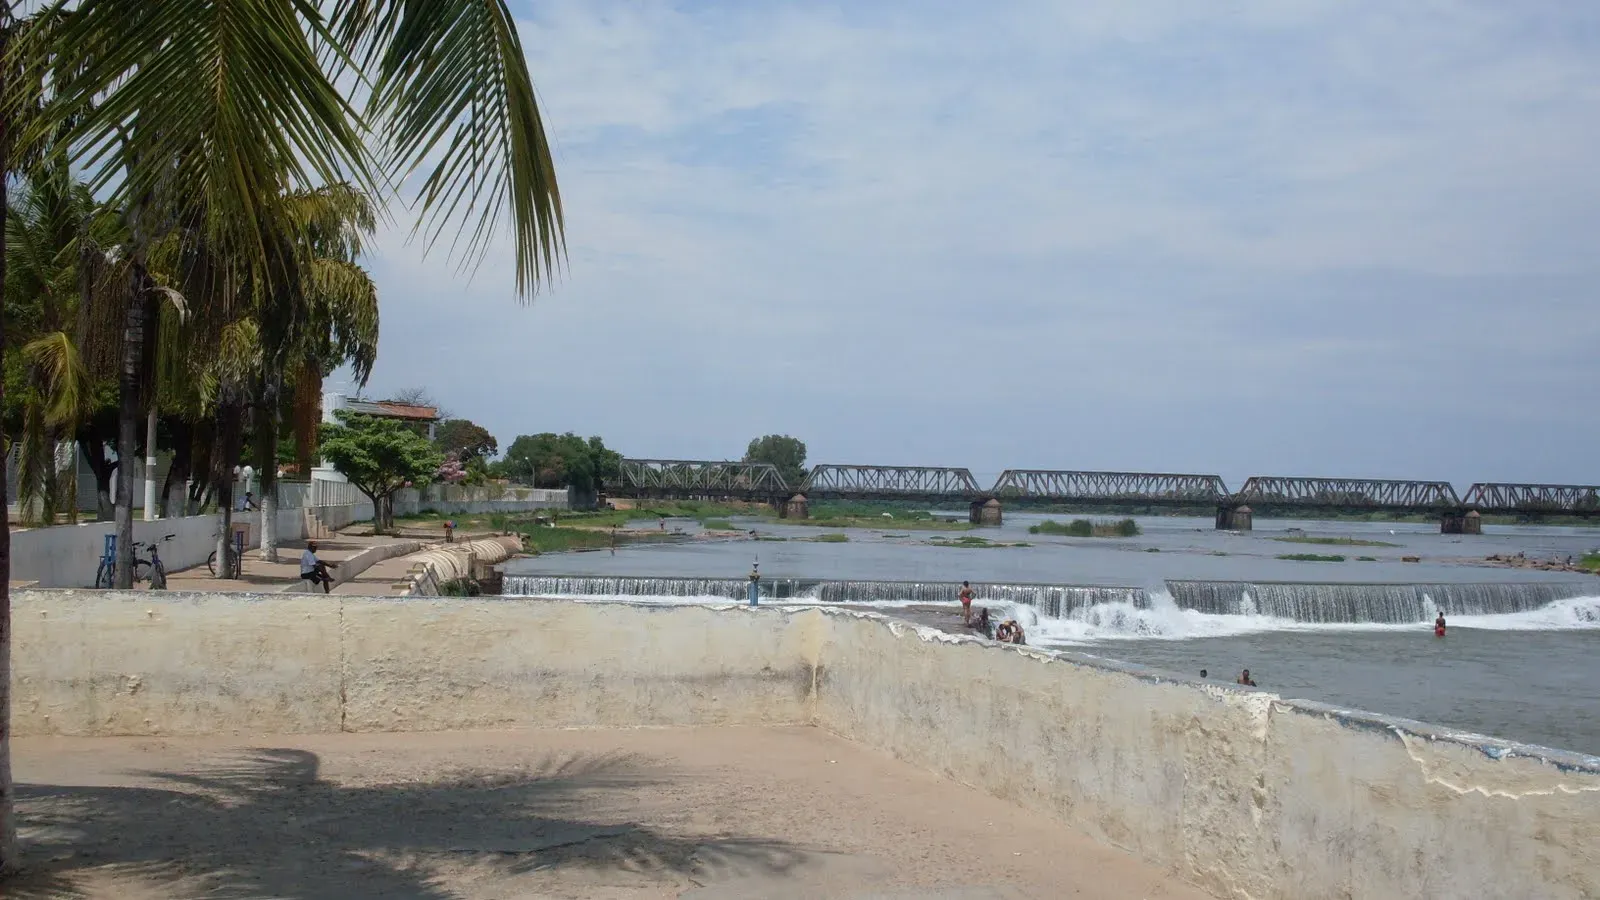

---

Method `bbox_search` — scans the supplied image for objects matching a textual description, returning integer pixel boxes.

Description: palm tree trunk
[255,373,283,561]
[292,360,321,476]
[0,26,19,870]
[160,418,192,519]
[213,395,244,577]
[113,264,155,588]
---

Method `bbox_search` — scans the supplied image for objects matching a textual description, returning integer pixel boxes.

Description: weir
[1167,580,1594,623]
[504,575,1594,624]
[502,575,1144,613]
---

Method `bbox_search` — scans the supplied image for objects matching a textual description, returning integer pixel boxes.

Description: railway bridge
[609,459,1600,533]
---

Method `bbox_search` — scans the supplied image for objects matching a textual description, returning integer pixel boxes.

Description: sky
[350,0,1600,491]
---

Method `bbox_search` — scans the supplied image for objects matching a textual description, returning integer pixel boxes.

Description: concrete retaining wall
[8,595,1596,899]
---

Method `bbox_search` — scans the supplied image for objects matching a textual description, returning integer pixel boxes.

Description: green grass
[879,533,910,538]
[1277,553,1347,562]
[1272,536,1400,548]
[1029,518,1141,537]
[810,533,850,543]
[699,518,735,531]
[1580,554,1600,571]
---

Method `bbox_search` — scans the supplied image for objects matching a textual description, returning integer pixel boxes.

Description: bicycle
[94,533,174,588]
[133,534,175,589]
[206,527,247,579]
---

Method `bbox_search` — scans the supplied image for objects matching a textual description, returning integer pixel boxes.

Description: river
[502,511,1600,756]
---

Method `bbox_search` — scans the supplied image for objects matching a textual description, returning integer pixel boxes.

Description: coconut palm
[253,184,379,562]
[1,0,567,871]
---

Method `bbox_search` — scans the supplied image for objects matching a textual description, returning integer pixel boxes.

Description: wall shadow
[8,747,807,898]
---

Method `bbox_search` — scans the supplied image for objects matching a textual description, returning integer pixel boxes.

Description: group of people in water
[955,581,1453,677]
[960,581,1025,644]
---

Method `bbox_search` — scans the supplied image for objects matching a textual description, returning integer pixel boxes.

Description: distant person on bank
[301,541,337,594]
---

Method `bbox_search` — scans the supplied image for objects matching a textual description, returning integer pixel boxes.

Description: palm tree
[1,0,567,872]
[254,185,379,562]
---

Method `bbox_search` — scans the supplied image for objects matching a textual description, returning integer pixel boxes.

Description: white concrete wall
[8,596,1596,899]
[11,592,820,735]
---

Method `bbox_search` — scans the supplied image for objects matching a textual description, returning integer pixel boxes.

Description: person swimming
[1236,669,1257,687]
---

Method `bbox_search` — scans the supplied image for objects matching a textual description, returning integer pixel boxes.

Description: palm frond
[346,0,564,298]
[55,0,375,275]
[22,330,93,427]
[308,256,379,383]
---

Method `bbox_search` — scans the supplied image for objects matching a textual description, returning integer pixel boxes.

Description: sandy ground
[7,727,1210,900]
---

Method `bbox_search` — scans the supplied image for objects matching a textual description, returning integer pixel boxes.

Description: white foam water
[525,589,1600,645]
[1000,591,1600,647]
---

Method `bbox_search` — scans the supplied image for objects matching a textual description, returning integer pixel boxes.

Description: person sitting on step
[300,541,338,594]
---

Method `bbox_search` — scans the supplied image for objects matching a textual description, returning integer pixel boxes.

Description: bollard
[748,563,760,607]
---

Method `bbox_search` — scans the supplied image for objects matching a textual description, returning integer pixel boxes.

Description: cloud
[353,0,1600,485]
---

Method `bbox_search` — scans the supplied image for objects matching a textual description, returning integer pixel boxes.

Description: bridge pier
[1215,504,1253,531]
[1441,509,1482,535]
[780,494,809,520]
[970,498,1002,526]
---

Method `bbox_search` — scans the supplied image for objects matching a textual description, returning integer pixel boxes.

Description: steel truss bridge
[608,460,1600,528]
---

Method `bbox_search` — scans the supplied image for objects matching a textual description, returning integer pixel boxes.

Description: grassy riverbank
[1277,553,1346,562]
[793,501,973,532]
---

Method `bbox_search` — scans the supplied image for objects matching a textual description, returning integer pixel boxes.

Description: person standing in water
[1435,613,1446,637]
[958,580,975,624]
[1236,669,1256,687]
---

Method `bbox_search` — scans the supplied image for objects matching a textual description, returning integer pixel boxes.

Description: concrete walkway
[160,533,422,594]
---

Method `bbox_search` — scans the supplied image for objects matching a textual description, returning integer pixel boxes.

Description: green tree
[318,411,443,534]
[503,432,620,494]
[744,434,808,488]
[435,418,498,462]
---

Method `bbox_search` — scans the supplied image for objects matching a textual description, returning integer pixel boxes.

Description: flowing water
[503,512,1600,755]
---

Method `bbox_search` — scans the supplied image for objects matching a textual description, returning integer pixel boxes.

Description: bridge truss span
[617,459,790,499]
[992,470,1230,504]
[1234,476,1461,510]
[800,464,982,500]
[1461,483,1600,515]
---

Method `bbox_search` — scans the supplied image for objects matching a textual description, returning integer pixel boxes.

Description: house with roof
[313,391,441,485]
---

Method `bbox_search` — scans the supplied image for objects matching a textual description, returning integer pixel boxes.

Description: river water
[503,511,1600,756]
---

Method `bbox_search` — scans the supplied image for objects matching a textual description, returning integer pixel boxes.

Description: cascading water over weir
[502,575,1595,625]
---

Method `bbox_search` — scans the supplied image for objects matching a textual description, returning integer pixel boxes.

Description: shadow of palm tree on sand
[9,747,807,898]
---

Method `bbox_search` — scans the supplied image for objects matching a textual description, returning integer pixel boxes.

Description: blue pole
[748,578,759,607]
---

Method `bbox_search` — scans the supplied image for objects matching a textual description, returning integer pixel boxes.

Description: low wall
[9,595,1596,899]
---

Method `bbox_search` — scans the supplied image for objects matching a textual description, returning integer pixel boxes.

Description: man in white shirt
[300,541,336,593]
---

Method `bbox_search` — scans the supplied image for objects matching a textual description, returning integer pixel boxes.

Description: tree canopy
[434,418,497,462]
[503,432,620,493]
[318,411,443,532]
[744,434,808,487]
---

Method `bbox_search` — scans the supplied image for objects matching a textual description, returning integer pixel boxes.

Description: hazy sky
[351,0,1600,490]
